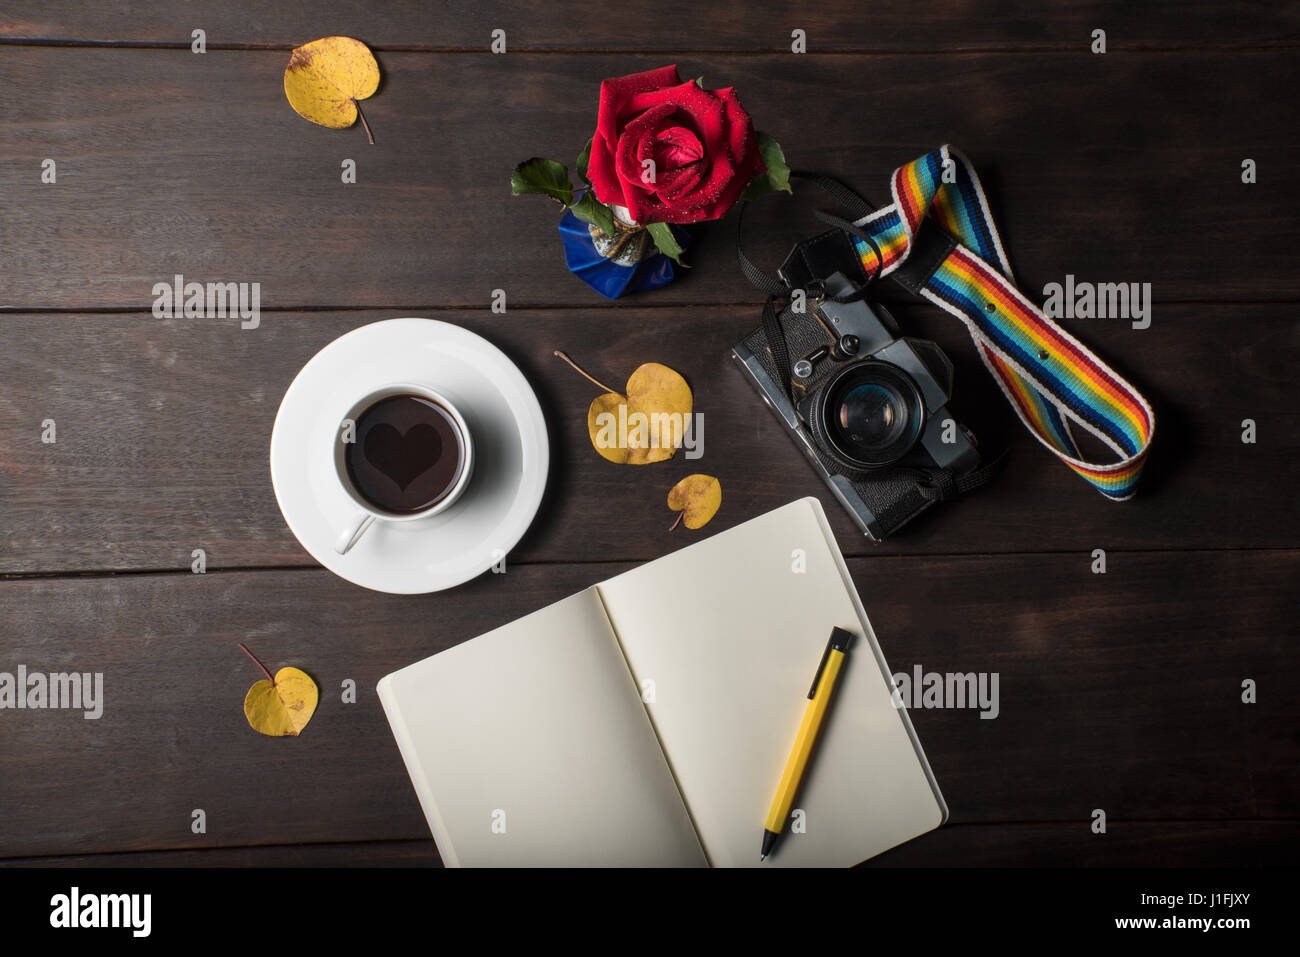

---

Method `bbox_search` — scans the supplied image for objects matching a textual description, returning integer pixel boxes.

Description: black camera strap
[909,452,1006,503]
[736,171,879,298]
[736,173,883,410]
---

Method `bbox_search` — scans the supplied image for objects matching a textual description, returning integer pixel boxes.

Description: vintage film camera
[733,262,989,541]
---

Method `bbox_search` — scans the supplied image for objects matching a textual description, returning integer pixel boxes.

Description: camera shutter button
[833,334,860,359]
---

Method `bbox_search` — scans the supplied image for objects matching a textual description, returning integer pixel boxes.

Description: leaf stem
[669,512,684,531]
[553,351,620,396]
[352,98,375,145]
[239,643,275,684]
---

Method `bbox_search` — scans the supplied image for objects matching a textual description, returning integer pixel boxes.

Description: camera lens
[838,383,903,444]
[816,361,925,468]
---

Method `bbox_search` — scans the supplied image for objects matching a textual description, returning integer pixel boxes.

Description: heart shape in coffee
[364,422,443,491]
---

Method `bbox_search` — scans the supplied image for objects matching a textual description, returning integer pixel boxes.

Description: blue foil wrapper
[557,210,689,299]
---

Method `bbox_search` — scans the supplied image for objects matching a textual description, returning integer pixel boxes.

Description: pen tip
[760,854,767,862]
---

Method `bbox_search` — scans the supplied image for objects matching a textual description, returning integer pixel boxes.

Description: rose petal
[594,65,682,154]
[654,160,704,202]
[661,87,763,223]
[654,126,704,169]
[587,132,627,208]
[590,65,682,209]
[615,102,676,190]
[709,90,765,217]
[623,115,705,200]
[624,78,722,119]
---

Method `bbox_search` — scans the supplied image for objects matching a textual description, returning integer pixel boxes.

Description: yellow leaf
[668,474,722,529]
[584,362,693,465]
[243,667,319,737]
[587,392,630,464]
[283,36,379,135]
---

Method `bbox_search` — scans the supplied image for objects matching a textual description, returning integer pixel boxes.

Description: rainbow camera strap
[852,146,1155,499]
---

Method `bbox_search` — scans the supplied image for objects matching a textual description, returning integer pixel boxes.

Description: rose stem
[553,351,620,395]
[352,98,375,145]
[669,512,684,531]
[238,643,275,684]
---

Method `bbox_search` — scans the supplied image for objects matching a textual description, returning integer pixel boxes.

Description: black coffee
[345,393,466,514]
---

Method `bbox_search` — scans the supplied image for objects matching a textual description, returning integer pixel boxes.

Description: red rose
[586,65,765,226]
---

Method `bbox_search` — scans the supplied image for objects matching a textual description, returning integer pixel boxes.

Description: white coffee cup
[332,383,474,555]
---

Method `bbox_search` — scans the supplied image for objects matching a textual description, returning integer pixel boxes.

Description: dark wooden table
[1,1,1296,868]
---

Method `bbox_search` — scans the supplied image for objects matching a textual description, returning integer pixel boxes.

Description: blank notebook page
[377,589,706,867]
[597,497,945,867]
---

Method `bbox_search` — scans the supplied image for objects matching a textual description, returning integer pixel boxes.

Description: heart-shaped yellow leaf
[586,362,693,465]
[283,36,379,133]
[668,474,722,529]
[244,667,319,737]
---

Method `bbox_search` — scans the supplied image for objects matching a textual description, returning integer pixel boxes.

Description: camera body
[732,271,981,541]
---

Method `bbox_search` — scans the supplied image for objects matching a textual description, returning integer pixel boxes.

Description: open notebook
[377,497,946,866]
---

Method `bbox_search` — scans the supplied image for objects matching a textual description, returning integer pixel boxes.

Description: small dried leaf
[283,36,379,130]
[668,474,722,529]
[244,667,318,737]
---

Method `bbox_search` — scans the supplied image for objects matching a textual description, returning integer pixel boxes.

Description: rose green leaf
[576,138,594,185]
[511,157,575,206]
[740,133,793,202]
[646,221,688,266]
[570,191,619,236]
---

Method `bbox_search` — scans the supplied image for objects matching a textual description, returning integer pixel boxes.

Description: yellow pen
[761,626,854,861]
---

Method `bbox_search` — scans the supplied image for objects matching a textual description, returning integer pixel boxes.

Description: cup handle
[334,511,376,555]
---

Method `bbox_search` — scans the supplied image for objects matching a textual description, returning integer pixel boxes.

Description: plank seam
[2,39,1299,54]
[2,545,1299,583]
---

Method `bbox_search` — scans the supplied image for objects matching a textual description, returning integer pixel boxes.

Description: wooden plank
[0,841,442,868]
[3,1,1297,50]
[0,551,1294,857]
[0,306,1294,574]
[887,550,1300,828]
[1,49,1296,311]
[866,821,1300,867]
[4,821,1294,866]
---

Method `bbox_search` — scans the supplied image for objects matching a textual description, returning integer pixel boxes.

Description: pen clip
[808,627,854,698]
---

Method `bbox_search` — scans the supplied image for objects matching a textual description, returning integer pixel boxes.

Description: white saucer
[269,318,549,594]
